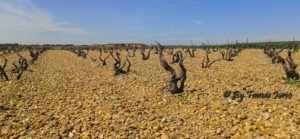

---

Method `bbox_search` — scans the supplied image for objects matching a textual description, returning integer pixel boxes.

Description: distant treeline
[1,41,299,49]
[0,44,89,50]
[167,41,300,49]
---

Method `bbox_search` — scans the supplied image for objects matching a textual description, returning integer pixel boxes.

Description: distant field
[170,41,300,49]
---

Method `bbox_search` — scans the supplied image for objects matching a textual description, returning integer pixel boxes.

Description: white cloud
[0,0,86,43]
[191,20,203,25]
[180,0,199,5]
[167,4,183,8]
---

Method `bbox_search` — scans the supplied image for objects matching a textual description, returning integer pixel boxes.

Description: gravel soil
[0,49,299,138]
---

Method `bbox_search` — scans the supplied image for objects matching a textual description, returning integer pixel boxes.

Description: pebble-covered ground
[0,49,299,138]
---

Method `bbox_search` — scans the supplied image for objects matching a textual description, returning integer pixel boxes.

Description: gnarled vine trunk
[158,43,186,94]
[0,56,9,82]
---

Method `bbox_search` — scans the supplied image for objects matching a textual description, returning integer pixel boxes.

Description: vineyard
[0,43,299,138]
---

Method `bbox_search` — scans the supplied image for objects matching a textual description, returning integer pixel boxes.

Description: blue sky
[0,0,299,45]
